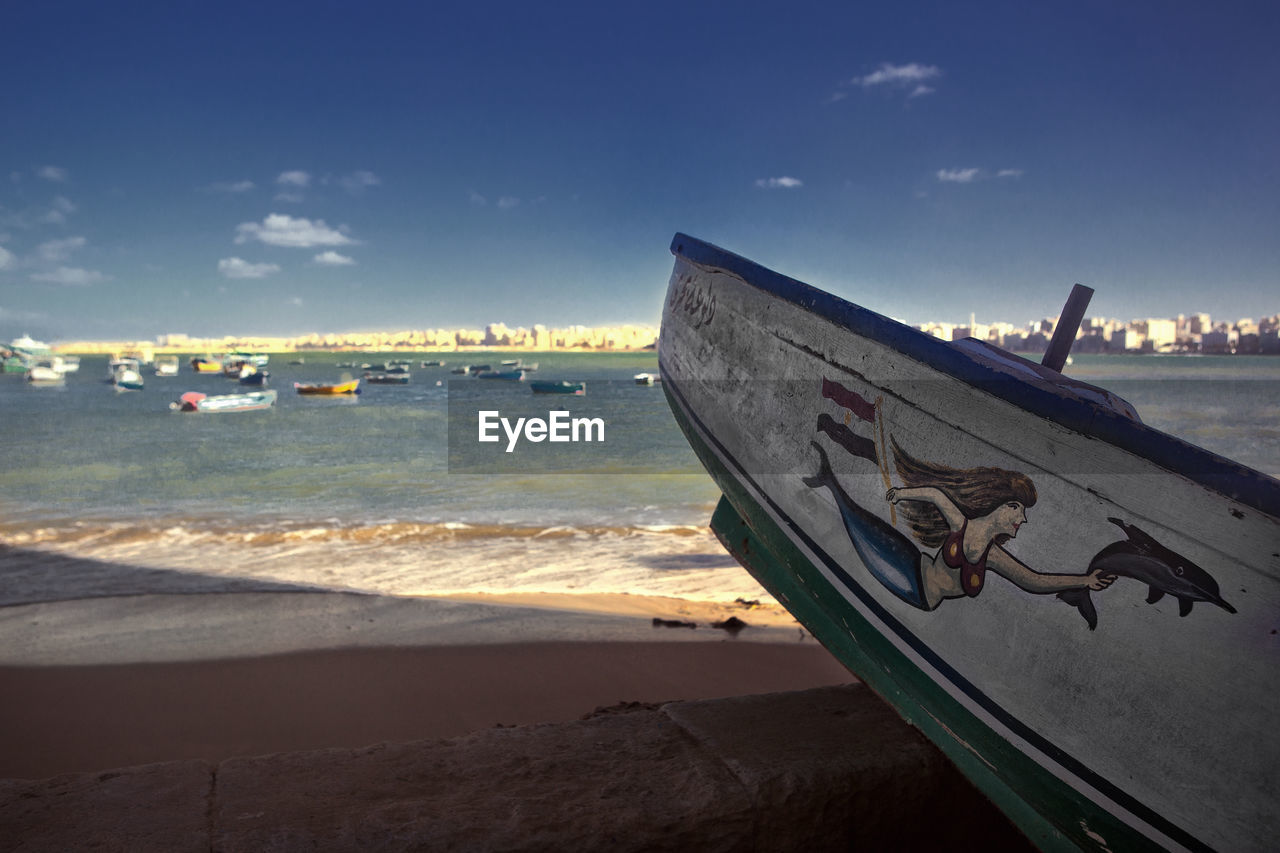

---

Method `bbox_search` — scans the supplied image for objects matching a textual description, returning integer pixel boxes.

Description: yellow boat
[293,378,360,395]
[190,355,223,373]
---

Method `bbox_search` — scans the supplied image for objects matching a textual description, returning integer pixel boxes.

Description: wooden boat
[171,389,277,413]
[529,380,585,395]
[658,234,1279,852]
[294,378,360,395]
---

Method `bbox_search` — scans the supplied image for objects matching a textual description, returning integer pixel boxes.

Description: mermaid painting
[808,380,1114,612]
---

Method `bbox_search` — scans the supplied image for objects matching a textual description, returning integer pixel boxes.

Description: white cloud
[38,166,69,182]
[755,177,803,189]
[0,246,15,270]
[273,191,305,203]
[277,170,311,187]
[339,171,380,193]
[31,266,107,285]
[314,250,355,266]
[218,257,282,279]
[497,196,520,210]
[37,236,86,261]
[469,190,488,206]
[40,196,77,225]
[208,180,255,193]
[854,63,942,89]
[936,168,981,184]
[235,213,355,248]
[909,85,935,98]
[288,296,304,307]
[997,169,1025,178]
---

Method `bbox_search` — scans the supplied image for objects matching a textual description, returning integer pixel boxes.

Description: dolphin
[1058,517,1236,629]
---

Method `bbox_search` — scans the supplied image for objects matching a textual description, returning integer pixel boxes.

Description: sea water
[1,352,1276,607]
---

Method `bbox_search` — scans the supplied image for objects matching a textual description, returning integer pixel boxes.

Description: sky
[2,0,1277,342]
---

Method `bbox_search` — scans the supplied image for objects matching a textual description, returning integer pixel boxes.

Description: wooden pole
[1042,283,1093,372]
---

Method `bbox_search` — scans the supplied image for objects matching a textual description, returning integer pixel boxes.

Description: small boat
[154,355,180,376]
[658,233,1279,852]
[364,372,410,384]
[476,369,525,381]
[238,367,269,386]
[58,355,80,374]
[25,358,65,384]
[170,389,277,413]
[288,358,306,365]
[529,380,585,395]
[336,361,356,368]
[421,360,446,367]
[633,372,660,386]
[294,379,360,395]
[108,358,144,391]
[190,355,223,373]
[451,365,472,375]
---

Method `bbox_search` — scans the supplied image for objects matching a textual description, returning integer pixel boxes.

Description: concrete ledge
[1,684,1030,851]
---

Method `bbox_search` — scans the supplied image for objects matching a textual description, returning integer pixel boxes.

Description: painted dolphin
[1058,517,1236,629]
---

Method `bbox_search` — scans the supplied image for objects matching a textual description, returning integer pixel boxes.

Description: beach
[0,589,851,780]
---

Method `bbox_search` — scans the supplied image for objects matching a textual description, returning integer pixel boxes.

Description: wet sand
[0,591,851,779]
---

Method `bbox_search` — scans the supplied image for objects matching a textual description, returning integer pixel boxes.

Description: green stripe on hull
[667,384,1169,853]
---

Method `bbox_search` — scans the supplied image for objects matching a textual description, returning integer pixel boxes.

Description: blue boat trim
[670,233,1280,519]
[659,365,1209,852]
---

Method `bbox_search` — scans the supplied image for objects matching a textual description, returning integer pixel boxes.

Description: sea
[2,351,1277,609]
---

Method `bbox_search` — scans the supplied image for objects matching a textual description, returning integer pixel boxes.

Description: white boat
[25,358,65,384]
[108,358,144,391]
[658,233,1279,852]
[154,355,180,376]
[633,372,660,385]
[170,389,277,413]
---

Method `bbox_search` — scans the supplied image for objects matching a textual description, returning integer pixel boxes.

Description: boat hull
[294,379,360,395]
[175,389,278,413]
[529,380,584,395]
[659,234,1279,852]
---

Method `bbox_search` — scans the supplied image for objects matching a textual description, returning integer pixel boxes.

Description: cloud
[234,213,355,248]
[314,250,355,266]
[755,177,803,189]
[277,171,311,188]
[497,196,520,210]
[37,236,86,261]
[0,246,14,270]
[38,166,69,182]
[339,171,380,193]
[853,63,942,89]
[30,266,107,286]
[218,257,282,279]
[997,169,1025,178]
[207,179,256,193]
[469,190,488,207]
[936,168,981,184]
[40,196,77,225]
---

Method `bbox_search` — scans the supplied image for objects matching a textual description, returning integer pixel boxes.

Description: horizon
[3,2,1277,342]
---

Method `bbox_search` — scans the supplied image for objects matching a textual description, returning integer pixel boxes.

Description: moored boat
[170,389,278,413]
[154,355,180,376]
[658,233,1279,852]
[25,358,65,384]
[190,355,223,373]
[364,372,410,384]
[294,378,360,395]
[108,358,144,391]
[475,369,525,381]
[633,372,660,386]
[529,380,585,395]
[238,366,269,386]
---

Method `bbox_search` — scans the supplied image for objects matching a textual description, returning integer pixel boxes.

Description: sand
[0,590,852,779]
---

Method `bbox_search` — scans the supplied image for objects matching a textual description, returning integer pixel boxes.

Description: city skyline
[3,2,1277,343]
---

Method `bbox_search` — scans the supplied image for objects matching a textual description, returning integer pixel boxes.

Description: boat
[288,358,306,365]
[108,358,144,391]
[633,372,660,386]
[154,355,180,376]
[190,355,223,373]
[24,358,65,384]
[475,369,525,381]
[294,379,360,395]
[58,355,80,374]
[450,365,472,375]
[529,380,585,395]
[170,389,277,413]
[421,360,446,367]
[238,366,269,386]
[657,234,1279,852]
[364,372,410,384]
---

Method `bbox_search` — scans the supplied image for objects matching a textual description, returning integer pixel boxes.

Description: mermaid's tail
[805,441,932,610]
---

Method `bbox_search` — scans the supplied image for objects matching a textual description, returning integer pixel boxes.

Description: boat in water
[475,368,525,381]
[171,389,278,413]
[529,380,585,395]
[294,378,360,395]
[190,355,223,374]
[24,358,66,384]
[108,358,144,391]
[658,233,1279,852]
[154,355,180,377]
[364,372,410,384]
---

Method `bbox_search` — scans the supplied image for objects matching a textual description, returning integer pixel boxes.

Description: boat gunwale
[669,233,1280,519]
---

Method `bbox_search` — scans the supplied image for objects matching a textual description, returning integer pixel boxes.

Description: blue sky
[2,1,1276,342]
